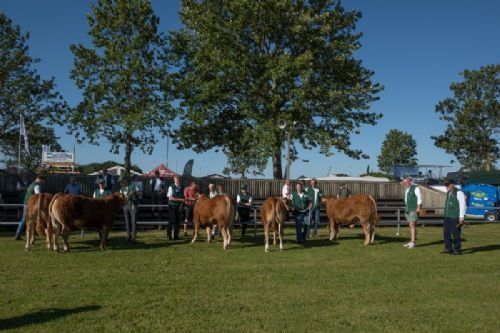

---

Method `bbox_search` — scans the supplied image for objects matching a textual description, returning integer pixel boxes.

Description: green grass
[1,224,500,333]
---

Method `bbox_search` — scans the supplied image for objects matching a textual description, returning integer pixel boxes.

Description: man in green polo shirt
[401,177,422,249]
[15,175,45,240]
[442,179,466,255]
[120,176,140,243]
[291,182,312,244]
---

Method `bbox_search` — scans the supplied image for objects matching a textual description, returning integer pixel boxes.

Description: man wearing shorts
[401,177,422,249]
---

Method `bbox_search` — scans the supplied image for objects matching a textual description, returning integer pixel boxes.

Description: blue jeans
[293,210,309,243]
[309,207,320,238]
[15,205,27,239]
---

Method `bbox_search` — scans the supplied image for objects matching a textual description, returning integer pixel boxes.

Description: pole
[166,132,169,167]
[18,114,22,172]
[285,128,291,180]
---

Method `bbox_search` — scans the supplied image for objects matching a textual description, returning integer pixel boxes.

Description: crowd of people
[9,170,467,255]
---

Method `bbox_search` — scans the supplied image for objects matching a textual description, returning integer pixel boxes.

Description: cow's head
[280,197,294,211]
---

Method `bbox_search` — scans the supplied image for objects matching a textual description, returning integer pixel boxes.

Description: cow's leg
[329,218,335,241]
[278,222,283,251]
[52,222,60,252]
[191,221,199,243]
[264,222,269,252]
[226,224,232,248]
[62,226,70,252]
[45,228,51,250]
[362,222,370,246]
[334,223,340,241]
[370,223,376,244]
[272,222,277,246]
[206,226,212,243]
[220,226,228,250]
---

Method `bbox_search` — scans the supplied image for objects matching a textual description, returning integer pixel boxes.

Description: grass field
[1,223,500,333]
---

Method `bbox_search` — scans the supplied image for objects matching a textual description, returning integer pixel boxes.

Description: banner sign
[42,151,75,164]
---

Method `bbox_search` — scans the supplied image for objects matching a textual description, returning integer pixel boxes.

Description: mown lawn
[1,223,499,333]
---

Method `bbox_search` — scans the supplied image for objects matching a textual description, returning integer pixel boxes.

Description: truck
[461,184,499,222]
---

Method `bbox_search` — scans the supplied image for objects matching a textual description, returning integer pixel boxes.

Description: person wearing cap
[120,176,140,243]
[337,183,351,199]
[442,179,466,255]
[167,175,184,240]
[94,179,112,199]
[291,181,312,244]
[282,179,291,199]
[96,168,114,191]
[208,184,218,198]
[15,175,45,240]
[305,178,323,239]
[183,181,199,237]
[401,177,422,249]
[237,184,253,236]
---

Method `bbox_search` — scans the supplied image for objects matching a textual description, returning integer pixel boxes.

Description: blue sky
[1,0,499,178]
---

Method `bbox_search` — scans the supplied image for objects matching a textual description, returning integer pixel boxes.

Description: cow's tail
[275,198,285,225]
[225,195,236,227]
[48,193,64,227]
[368,195,380,225]
[35,194,44,238]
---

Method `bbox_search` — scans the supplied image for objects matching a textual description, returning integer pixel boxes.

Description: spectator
[237,184,253,236]
[149,170,164,217]
[282,179,291,199]
[183,181,199,236]
[216,184,224,195]
[166,175,184,240]
[15,175,45,240]
[64,177,82,195]
[16,173,31,219]
[442,179,466,255]
[291,181,311,244]
[305,178,323,239]
[119,176,140,243]
[96,168,114,191]
[94,179,112,199]
[208,183,218,198]
[337,183,351,199]
[401,177,422,249]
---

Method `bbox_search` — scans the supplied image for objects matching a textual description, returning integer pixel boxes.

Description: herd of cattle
[23,192,380,252]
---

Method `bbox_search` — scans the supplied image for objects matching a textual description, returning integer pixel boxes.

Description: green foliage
[78,160,142,175]
[377,129,418,174]
[0,13,66,170]
[432,64,500,171]
[169,0,383,179]
[2,225,500,332]
[64,0,173,177]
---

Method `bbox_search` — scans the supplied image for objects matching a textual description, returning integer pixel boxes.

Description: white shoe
[403,242,412,248]
[407,242,416,249]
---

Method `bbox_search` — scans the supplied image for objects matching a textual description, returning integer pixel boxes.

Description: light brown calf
[260,197,292,252]
[25,193,54,251]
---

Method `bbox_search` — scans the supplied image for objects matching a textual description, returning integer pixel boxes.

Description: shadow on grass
[63,236,190,252]
[0,305,101,330]
[463,244,500,254]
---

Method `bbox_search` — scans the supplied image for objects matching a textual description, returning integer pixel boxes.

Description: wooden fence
[0,174,445,202]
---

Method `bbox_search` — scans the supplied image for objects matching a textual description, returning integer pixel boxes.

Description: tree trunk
[272,146,283,180]
[124,136,132,179]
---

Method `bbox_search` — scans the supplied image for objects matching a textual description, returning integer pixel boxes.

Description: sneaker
[403,242,412,248]
[407,242,416,249]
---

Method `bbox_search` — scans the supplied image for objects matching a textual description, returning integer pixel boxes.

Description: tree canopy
[64,0,174,177]
[377,129,418,174]
[432,64,499,171]
[169,0,382,179]
[0,13,66,171]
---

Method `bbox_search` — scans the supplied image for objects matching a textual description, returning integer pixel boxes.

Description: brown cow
[323,195,380,245]
[49,192,125,252]
[191,194,235,250]
[25,193,54,251]
[260,197,292,252]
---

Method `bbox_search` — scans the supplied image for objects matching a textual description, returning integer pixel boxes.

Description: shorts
[405,211,418,223]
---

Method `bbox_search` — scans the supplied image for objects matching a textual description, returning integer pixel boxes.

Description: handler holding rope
[291,181,312,244]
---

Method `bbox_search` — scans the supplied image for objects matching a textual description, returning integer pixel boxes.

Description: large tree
[0,13,66,171]
[65,0,173,177]
[377,129,418,174]
[432,65,499,171]
[169,0,382,179]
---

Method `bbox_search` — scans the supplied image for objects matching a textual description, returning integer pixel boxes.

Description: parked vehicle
[462,184,499,222]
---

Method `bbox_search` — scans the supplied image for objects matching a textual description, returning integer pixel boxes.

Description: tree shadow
[0,305,101,330]
[462,244,500,254]
[61,236,188,252]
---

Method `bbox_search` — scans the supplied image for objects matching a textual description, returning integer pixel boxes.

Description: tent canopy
[144,164,178,178]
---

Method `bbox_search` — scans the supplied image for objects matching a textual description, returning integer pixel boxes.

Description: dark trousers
[152,191,163,212]
[184,205,194,223]
[238,207,251,235]
[293,211,309,243]
[123,205,137,241]
[443,217,461,252]
[309,207,320,238]
[168,205,182,240]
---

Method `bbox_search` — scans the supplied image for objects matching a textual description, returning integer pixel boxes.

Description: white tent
[88,165,142,176]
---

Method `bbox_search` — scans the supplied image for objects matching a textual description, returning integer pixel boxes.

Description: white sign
[42,152,75,164]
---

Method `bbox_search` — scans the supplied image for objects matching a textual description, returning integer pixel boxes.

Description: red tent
[143,164,178,178]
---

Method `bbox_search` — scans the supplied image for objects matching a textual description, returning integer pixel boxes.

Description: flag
[19,115,29,155]
[182,159,194,177]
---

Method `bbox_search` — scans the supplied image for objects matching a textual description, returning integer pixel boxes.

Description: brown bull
[49,192,124,252]
[191,194,235,250]
[25,193,54,251]
[323,195,380,245]
[260,197,292,252]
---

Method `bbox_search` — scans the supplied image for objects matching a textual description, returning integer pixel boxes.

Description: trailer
[462,184,499,222]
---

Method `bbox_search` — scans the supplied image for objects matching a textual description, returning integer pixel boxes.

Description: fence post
[253,207,257,238]
[396,208,401,236]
